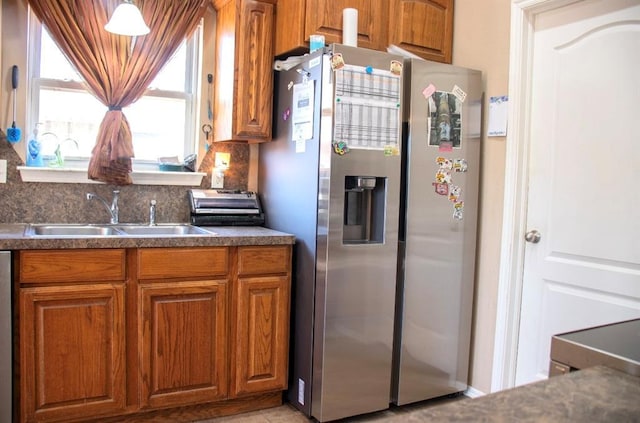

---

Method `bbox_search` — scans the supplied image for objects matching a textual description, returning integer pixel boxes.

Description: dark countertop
[551,318,640,376]
[0,223,295,250]
[389,366,640,422]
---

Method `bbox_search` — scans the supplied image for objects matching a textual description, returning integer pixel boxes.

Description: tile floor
[197,394,465,422]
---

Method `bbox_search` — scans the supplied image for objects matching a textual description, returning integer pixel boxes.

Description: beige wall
[452,0,511,394]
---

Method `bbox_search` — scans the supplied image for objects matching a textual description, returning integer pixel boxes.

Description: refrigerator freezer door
[393,60,482,405]
[310,45,404,422]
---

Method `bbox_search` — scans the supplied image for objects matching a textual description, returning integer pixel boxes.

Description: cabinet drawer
[237,246,291,276]
[19,249,126,284]
[138,247,229,280]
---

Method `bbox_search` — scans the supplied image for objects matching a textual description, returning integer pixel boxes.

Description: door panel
[516,0,640,385]
[304,0,388,50]
[139,280,228,408]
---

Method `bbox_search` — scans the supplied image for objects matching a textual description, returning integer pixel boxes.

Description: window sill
[17,166,206,186]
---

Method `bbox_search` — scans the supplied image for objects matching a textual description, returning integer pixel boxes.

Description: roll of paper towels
[342,8,358,47]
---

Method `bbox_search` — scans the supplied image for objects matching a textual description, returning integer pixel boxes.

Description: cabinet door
[215,0,275,142]
[388,0,454,63]
[20,284,126,422]
[139,280,228,409]
[304,0,389,51]
[231,275,290,397]
[234,0,275,140]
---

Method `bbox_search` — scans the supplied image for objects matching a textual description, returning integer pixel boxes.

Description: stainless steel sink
[25,224,124,237]
[24,224,215,237]
[115,224,214,236]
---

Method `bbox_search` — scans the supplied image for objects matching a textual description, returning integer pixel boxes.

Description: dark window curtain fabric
[27,0,209,185]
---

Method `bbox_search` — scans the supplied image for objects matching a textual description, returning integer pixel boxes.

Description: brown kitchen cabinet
[16,245,291,422]
[17,249,127,423]
[137,247,230,409]
[275,0,453,63]
[213,0,276,142]
[230,246,291,397]
[388,0,454,63]
[275,0,389,55]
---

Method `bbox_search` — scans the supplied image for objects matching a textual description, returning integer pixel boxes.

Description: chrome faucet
[149,200,157,226]
[86,190,120,224]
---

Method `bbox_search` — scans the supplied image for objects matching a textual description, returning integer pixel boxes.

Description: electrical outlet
[211,171,224,189]
[0,160,7,183]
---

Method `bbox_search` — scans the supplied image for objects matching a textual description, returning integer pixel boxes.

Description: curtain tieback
[108,106,122,111]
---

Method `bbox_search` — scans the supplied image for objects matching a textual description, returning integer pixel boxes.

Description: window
[28,14,202,167]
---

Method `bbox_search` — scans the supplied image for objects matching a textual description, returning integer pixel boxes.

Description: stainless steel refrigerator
[259,46,481,421]
[392,59,482,406]
[259,44,404,422]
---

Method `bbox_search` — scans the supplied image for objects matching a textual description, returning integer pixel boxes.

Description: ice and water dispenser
[343,176,387,244]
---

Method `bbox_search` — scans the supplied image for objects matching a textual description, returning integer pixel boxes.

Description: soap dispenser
[26,124,44,167]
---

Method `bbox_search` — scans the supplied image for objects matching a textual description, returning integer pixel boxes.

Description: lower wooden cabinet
[20,283,126,422]
[231,274,290,396]
[139,279,228,409]
[17,245,291,422]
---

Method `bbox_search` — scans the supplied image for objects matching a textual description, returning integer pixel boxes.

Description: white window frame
[20,10,206,185]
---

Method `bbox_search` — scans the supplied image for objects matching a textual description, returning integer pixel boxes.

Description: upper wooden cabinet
[213,0,276,143]
[275,0,454,63]
[388,0,453,63]
[275,0,389,54]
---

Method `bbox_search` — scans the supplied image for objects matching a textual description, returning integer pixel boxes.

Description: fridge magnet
[390,60,403,76]
[288,81,294,90]
[435,170,451,184]
[451,85,467,103]
[436,156,452,170]
[439,141,453,152]
[282,108,291,121]
[331,53,345,71]
[428,91,462,149]
[422,84,436,99]
[383,144,400,156]
[453,159,468,172]
[453,201,464,220]
[432,182,449,196]
[449,185,461,202]
[366,66,374,74]
[332,140,349,155]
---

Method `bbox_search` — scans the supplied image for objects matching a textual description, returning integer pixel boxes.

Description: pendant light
[104,0,150,36]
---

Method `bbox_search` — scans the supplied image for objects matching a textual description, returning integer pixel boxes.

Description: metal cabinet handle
[525,230,541,243]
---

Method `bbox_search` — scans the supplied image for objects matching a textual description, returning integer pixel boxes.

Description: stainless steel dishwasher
[0,251,11,422]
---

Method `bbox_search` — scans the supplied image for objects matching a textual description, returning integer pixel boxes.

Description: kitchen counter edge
[0,224,295,250]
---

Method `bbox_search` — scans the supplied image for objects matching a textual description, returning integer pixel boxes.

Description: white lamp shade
[104,2,150,36]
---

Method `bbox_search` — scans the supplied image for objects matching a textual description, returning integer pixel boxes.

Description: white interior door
[515,0,640,385]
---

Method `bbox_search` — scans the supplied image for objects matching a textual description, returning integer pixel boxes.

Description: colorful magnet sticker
[383,144,400,156]
[331,53,345,71]
[449,185,461,202]
[366,66,373,74]
[422,84,436,99]
[452,85,467,103]
[453,201,464,220]
[390,60,403,76]
[436,157,453,170]
[438,141,453,152]
[332,141,349,155]
[432,182,449,196]
[435,170,452,184]
[453,159,468,172]
[282,108,291,121]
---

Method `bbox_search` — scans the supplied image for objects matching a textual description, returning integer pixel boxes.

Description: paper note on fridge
[488,95,508,137]
[292,81,315,142]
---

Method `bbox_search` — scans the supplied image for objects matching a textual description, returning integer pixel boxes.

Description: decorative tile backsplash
[0,132,250,224]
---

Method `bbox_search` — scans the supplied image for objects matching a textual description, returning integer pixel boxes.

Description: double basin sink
[24,223,215,237]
